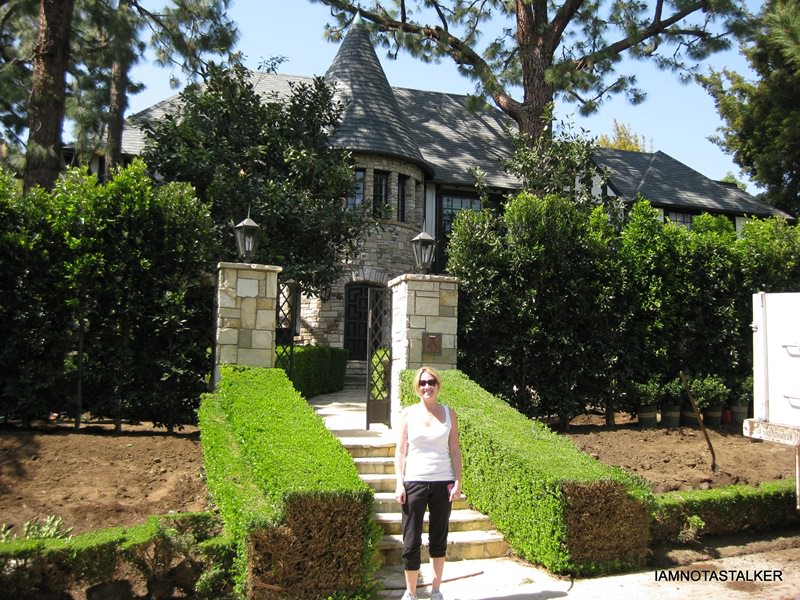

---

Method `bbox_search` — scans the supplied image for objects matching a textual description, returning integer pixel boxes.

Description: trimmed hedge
[400,369,654,576]
[276,345,349,398]
[652,479,800,544]
[199,365,380,599]
[0,512,228,599]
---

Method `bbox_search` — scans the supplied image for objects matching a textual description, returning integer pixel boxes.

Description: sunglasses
[419,379,438,387]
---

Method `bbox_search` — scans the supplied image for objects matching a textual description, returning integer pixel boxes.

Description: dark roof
[395,87,518,189]
[324,19,432,175]
[593,148,789,219]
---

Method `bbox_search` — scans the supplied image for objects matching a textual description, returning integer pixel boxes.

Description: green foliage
[199,365,379,598]
[652,479,800,544]
[701,1,800,216]
[276,345,349,398]
[449,191,800,422]
[686,374,730,410]
[502,108,600,205]
[0,513,226,600]
[0,162,215,428]
[142,62,376,295]
[597,120,653,152]
[448,192,629,424]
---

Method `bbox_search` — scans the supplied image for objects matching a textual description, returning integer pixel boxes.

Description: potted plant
[632,379,660,428]
[661,377,683,428]
[688,374,729,428]
[729,374,752,426]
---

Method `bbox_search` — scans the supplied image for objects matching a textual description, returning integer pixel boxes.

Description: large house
[122,16,790,361]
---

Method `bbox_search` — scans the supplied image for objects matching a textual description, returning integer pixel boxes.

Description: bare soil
[564,412,797,494]
[1,412,798,569]
[0,419,208,537]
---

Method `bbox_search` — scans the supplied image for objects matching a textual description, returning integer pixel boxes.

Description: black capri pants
[401,480,453,571]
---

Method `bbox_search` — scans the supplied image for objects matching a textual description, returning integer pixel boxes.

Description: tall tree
[3,0,237,188]
[701,0,800,216]
[142,63,377,295]
[23,0,75,191]
[313,0,751,140]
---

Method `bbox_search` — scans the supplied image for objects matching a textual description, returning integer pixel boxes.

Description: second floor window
[347,169,366,209]
[373,170,390,218]
[397,175,409,222]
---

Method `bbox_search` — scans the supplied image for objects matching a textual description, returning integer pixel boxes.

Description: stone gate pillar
[389,274,459,426]
[213,262,282,387]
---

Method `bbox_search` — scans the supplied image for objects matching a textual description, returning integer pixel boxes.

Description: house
[121,15,790,361]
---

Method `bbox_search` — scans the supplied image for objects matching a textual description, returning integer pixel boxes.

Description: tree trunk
[105,59,130,181]
[23,0,75,192]
[514,0,554,142]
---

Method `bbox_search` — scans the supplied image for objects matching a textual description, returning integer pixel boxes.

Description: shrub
[686,374,730,410]
[199,365,379,598]
[651,479,800,544]
[276,345,349,397]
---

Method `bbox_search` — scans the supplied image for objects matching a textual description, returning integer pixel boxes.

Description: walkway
[310,388,800,600]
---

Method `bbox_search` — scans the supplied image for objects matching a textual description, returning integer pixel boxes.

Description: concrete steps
[336,431,508,567]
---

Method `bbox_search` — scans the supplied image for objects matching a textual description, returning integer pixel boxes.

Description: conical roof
[325,16,432,175]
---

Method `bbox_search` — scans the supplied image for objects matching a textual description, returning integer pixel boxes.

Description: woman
[394,366,463,600]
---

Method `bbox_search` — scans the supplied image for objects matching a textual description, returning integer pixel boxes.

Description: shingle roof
[324,19,432,174]
[593,148,789,218]
[394,87,518,188]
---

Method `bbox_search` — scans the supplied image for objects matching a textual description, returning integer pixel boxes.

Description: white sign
[747,292,800,509]
[752,292,800,428]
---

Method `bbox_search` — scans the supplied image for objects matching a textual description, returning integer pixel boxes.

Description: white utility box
[744,292,800,508]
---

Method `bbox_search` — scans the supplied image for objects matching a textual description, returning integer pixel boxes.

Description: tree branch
[575,1,707,70]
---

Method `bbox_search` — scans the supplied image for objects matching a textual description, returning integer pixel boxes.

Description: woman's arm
[394,408,409,504]
[448,408,463,502]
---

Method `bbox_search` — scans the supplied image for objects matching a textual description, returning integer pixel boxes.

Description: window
[397,175,409,222]
[347,169,366,209]
[441,192,482,235]
[666,211,693,229]
[373,170,390,218]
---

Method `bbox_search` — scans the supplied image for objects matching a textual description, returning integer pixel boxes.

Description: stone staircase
[336,430,508,566]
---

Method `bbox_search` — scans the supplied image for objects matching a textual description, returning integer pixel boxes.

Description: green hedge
[0,512,228,599]
[276,345,349,398]
[400,369,654,576]
[652,479,800,544]
[199,365,379,599]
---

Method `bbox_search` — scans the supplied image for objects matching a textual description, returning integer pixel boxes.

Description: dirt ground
[0,419,208,538]
[564,412,797,494]
[0,412,797,542]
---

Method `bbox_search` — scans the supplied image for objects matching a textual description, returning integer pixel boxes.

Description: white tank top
[404,405,455,482]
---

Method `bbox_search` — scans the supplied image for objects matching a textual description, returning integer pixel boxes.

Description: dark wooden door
[344,284,370,360]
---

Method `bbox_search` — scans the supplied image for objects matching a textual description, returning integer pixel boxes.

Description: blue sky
[129,0,761,191]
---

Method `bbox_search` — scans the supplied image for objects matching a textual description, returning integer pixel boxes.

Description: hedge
[400,369,654,576]
[198,365,380,599]
[276,345,349,398]
[0,512,228,599]
[651,479,800,544]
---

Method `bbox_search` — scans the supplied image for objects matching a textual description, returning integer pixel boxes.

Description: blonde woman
[394,367,463,600]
